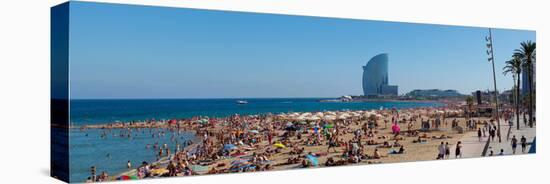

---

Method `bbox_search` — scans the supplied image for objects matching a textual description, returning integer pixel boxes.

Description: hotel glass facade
[362,53,398,96]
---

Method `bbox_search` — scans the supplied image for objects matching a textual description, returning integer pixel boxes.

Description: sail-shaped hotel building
[362,53,398,96]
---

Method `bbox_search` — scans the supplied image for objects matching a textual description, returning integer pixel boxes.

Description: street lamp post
[486,28,502,143]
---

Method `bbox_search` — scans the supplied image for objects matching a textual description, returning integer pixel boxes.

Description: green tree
[514,41,536,128]
[503,55,522,130]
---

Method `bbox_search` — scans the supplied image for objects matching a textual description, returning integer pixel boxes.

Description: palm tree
[503,55,522,130]
[514,41,536,128]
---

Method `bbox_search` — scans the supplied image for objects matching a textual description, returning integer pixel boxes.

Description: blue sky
[68,2,535,99]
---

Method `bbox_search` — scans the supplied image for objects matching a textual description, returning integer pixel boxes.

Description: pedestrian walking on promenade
[511,135,518,154]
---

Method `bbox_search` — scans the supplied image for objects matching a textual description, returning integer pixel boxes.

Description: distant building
[471,90,507,104]
[362,53,398,96]
[406,89,463,98]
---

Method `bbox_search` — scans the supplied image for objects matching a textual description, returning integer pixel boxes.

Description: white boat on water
[236,100,248,104]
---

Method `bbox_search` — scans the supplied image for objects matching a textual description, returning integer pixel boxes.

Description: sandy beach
[76,103,522,183]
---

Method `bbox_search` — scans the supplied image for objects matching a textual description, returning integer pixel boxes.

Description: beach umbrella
[248,130,260,134]
[129,175,138,180]
[231,159,250,166]
[151,168,168,175]
[273,143,286,148]
[323,115,336,121]
[338,115,348,120]
[298,121,308,125]
[308,116,321,121]
[392,124,401,134]
[189,165,209,174]
[117,175,131,180]
[224,144,238,151]
[286,122,294,126]
[285,126,297,131]
[196,119,208,124]
[306,154,319,166]
[323,124,334,128]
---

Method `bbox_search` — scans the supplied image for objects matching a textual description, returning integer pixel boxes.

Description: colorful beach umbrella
[273,143,286,148]
[392,124,401,134]
[306,154,319,166]
[189,164,209,174]
[117,175,130,180]
[323,124,334,128]
[224,144,238,151]
[151,168,168,175]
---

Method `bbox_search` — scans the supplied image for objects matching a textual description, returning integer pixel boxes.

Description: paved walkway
[487,118,536,156]
[446,116,536,159]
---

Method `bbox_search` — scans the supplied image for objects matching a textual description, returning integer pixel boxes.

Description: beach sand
[77,106,499,182]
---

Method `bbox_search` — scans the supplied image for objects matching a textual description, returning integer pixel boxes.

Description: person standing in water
[127,160,132,169]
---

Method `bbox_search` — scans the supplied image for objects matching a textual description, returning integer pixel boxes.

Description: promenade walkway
[448,116,535,159]
[487,118,536,156]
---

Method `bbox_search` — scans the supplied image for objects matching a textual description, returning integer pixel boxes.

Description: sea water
[68,98,443,181]
[69,128,194,182]
[69,98,443,125]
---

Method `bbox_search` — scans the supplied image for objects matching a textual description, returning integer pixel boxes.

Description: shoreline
[70,100,452,129]
[74,100,519,183]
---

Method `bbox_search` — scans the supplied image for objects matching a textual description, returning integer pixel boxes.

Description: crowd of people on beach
[79,104,532,183]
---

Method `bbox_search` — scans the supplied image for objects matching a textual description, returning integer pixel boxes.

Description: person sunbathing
[392,140,402,147]
[373,149,383,159]
[399,145,405,153]
[378,141,392,148]
[367,139,379,145]
[301,159,311,168]
[390,146,405,154]
[413,136,427,143]
[325,157,336,166]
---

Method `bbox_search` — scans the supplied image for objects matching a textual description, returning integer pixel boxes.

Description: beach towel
[306,154,319,166]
